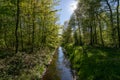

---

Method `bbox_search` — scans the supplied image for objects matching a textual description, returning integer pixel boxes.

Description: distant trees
[62,0,120,48]
[0,0,59,53]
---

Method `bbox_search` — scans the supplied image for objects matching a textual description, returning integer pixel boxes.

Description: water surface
[42,47,73,80]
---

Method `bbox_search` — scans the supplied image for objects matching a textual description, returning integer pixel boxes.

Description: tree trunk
[78,25,82,45]
[4,27,8,48]
[117,0,120,48]
[15,0,20,53]
[32,1,35,52]
[77,17,82,45]
[94,18,97,45]
[90,24,93,46]
[105,0,115,47]
[89,10,93,46]
[20,17,24,51]
[32,18,35,52]
[98,19,104,46]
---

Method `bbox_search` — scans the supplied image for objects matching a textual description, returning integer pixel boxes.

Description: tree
[0,0,59,52]
[116,0,120,47]
[63,0,120,48]
[15,0,20,53]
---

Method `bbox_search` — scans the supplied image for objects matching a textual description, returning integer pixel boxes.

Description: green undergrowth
[64,44,120,80]
[0,48,55,80]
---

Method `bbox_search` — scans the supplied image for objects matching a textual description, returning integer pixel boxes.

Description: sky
[56,0,78,25]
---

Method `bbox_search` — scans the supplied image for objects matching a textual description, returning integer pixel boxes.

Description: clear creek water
[42,47,74,80]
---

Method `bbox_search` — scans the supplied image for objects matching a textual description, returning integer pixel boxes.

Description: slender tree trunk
[78,25,82,45]
[94,18,97,44]
[76,17,82,45]
[105,0,115,46]
[41,16,44,48]
[94,26,97,44]
[117,0,120,48]
[15,0,20,53]
[38,23,41,47]
[20,17,24,51]
[89,9,94,46]
[32,1,35,52]
[1,15,8,48]
[4,26,8,48]
[90,24,93,45]
[26,21,31,45]
[98,19,104,46]
[32,18,35,52]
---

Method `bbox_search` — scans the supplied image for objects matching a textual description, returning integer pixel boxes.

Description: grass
[64,44,120,80]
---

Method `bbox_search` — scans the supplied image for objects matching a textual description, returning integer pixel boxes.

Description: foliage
[0,0,60,52]
[0,48,55,80]
[62,0,120,47]
[64,44,120,80]
[0,0,60,79]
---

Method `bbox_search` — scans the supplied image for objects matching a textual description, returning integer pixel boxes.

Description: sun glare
[70,1,78,12]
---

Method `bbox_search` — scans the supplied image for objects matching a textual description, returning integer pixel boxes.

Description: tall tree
[116,0,120,47]
[15,0,20,53]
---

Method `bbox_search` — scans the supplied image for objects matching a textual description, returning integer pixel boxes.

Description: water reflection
[42,47,73,80]
[57,47,73,80]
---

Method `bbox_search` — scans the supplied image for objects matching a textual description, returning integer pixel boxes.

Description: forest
[0,0,120,80]
[0,0,59,79]
[62,0,120,80]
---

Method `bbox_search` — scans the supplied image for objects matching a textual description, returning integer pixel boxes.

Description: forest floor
[0,48,55,80]
[64,44,120,80]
